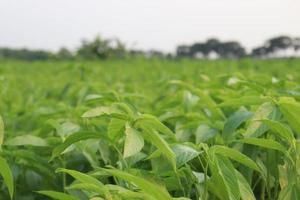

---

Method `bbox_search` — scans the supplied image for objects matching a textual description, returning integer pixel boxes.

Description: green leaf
[56,168,111,199]
[170,80,225,120]
[84,94,103,102]
[113,102,135,118]
[66,183,107,196]
[82,106,116,118]
[6,149,54,179]
[81,106,126,119]
[56,169,102,185]
[192,171,205,183]
[135,114,176,140]
[278,97,300,136]
[235,170,255,200]
[57,122,81,137]
[172,144,200,167]
[207,174,227,200]
[102,168,173,200]
[0,156,14,199]
[259,119,295,144]
[51,131,102,161]
[47,120,81,138]
[244,102,278,138]
[108,118,126,141]
[210,145,260,172]
[138,123,176,171]
[5,135,49,147]
[195,90,225,120]
[256,158,267,181]
[238,138,288,155]
[0,115,4,150]
[195,124,218,143]
[37,191,79,200]
[145,149,161,160]
[214,156,240,200]
[105,184,153,200]
[218,96,269,108]
[222,108,253,143]
[123,123,144,158]
[278,183,300,200]
[90,197,105,200]
[238,80,265,94]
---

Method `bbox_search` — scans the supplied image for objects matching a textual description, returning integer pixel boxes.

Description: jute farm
[1,58,300,200]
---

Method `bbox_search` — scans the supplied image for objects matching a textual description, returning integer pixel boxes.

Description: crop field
[1,58,300,200]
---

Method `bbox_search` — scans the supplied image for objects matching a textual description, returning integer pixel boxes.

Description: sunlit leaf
[195,124,218,143]
[244,102,278,138]
[278,97,300,136]
[123,123,144,158]
[5,135,49,147]
[214,155,240,200]
[223,108,253,143]
[218,96,269,108]
[235,170,255,200]
[0,115,4,150]
[0,156,14,199]
[102,168,173,200]
[51,131,103,161]
[37,191,79,200]
[259,119,294,144]
[210,145,260,172]
[172,144,200,167]
[239,138,288,156]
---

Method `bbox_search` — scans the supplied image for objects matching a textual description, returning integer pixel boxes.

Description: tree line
[0,35,299,61]
[177,36,300,59]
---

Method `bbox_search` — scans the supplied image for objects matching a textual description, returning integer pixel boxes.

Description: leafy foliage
[1,59,300,200]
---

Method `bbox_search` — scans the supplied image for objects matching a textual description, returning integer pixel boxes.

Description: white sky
[0,0,300,52]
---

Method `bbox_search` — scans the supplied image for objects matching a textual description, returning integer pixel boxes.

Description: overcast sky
[0,0,299,52]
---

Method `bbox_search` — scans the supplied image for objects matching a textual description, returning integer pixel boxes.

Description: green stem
[112,144,129,170]
[175,171,186,197]
[59,156,66,192]
[261,181,265,200]
[197,155,208,200]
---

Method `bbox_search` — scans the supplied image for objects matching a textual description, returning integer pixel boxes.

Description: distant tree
[176,45,191,57]
[129,50,146,58]
[177,38,245,59]
[0,48,52,60]
[56,47,73,60]
[190,43,205,57]
[77,36,110,59]
[145,50,166,59]
[165,53,174,59]
[293,37,300,51]
[76,35,127,60]
[251,47,268,57]
[251,35,299,58]
[265,36,293,53]
[217,41,246,58]
[190,39,221,58]
[191,38,222,57]
[205,38,221,54]
[108,38,128,58]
